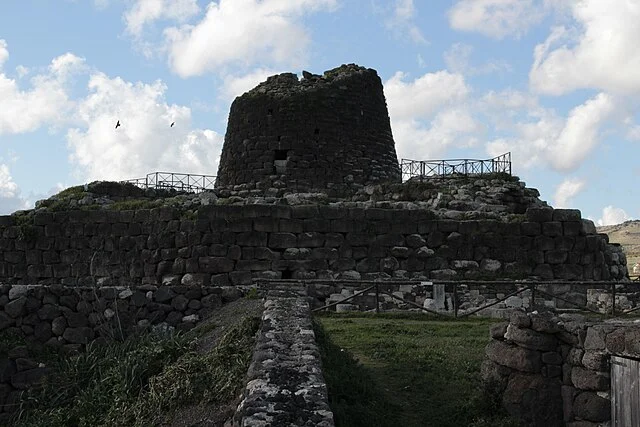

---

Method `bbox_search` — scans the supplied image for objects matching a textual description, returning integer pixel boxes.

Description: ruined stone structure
[483,311,640,426]
[0,64,633,423]
[216,64,401,196]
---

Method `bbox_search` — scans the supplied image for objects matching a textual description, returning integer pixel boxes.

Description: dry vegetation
[598,220,640,273]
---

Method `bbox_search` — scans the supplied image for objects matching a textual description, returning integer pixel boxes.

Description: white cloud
[530,0,640,95]
[448,0,545,39]
[385,0,427,44]
[0,163,31,215]
[94,0,110,10]
[385,70,480,160]
[385,70,470,120]
[0,47,85,135]
[0,40,8,69]
[66,72,223,182]
[163,0,337,77]
[444,43,512,75]
[548,92,615,171]
[597,206,630,226]
[219,68,282,101]
[124,0,200,36]
[553,178,585,208]
[483,91,615,173]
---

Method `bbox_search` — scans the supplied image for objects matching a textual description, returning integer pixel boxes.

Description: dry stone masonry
[483,311,640,426]
[215,64,401,197]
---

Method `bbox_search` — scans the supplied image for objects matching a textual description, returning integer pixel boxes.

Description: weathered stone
[573,391,610,422]
[5,296,26,318]
[571,367,609,391]
[485,340,541,372]
[490,322,508,339]
[581,351,608,371]
[502,373,563,426]
[504,324,557,351]
[171,295,189,311]
[11,367,50,389]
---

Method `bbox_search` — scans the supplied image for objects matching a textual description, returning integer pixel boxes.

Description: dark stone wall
[216,64,401,195]
[0,206,626,288]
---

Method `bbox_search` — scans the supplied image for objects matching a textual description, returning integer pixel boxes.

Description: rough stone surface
[234,295,334,427]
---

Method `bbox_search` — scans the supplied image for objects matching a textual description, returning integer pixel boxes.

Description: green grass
[315,313,517,427]
[14,316,260,427]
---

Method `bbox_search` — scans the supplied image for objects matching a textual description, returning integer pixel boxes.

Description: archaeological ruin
[0,64,633,425]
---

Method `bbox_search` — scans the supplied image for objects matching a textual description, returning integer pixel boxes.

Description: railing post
[611,283,616,317]
[453,284,458,318]
[530,284,536,312]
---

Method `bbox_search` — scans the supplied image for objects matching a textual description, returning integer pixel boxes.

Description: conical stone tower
[215,64,401,196]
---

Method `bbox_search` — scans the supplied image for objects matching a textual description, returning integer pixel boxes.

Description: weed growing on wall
[13,315,260,426]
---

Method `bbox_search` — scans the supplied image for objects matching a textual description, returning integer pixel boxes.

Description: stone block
[553,209,581,222]
[573,391,610,422]
[571,367,609,391]
[199,257,234,273]
[542,222,563,237]
[485,340,542,372]
[268,232,297,248]
[504,325,557,351]
[526,207,554,222]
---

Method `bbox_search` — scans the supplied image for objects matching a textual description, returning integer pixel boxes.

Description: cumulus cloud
[0,44,85,135]
[385,0,427,44]
[448,0,545,39]
[219,68,282,101]
[0,40,8,69]
[483,91,615,172]
[163,0,337,77]
[66,72,223,182]
[385,70,470,120]
[0,164,30,215]
[443,43,512,76]
[548,92,615,171]
[124,0,200,36]
[530,0,640,95]
[597,206,631,226]
[553,178,585,208]
[385,70,481,159]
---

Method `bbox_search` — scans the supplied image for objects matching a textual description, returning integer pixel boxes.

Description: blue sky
[0,0,639,226]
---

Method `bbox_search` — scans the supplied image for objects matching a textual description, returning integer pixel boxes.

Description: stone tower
[215,64,401,195]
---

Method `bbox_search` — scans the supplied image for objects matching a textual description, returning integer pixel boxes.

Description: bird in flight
[170,122,175,127]
[115,120,121,129]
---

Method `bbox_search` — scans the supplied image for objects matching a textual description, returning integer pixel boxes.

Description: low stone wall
[483,311,640,426]
[0,282,242,418]
[234,294,334,427]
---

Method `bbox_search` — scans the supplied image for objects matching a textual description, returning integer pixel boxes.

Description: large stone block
[198,257,234,273]
[504,325,558,351]
[571,367,609,391]
[573,391,610,422]
[268,232,297,248]
[485,340,542,372]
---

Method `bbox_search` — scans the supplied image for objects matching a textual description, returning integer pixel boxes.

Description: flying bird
[115,120,121,129]
[170,122,175,127]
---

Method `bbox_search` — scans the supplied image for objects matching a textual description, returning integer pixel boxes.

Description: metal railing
[122,172,216,193]
[401,152,511,181]
[257,279,640,319]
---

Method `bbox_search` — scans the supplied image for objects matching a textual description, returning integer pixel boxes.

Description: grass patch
[14,316,260,427]
[315,313,517,427]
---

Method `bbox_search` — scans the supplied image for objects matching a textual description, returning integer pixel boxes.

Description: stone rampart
[0,206,626,289]
[483,312,640,426]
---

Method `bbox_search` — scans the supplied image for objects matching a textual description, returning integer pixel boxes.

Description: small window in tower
[267,108,273,115]
[281,269,293,279]
[274,149,288,160]
[314,128,320,135]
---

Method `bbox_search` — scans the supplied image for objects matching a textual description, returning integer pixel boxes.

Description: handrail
[400,152,511,181]
[122,172,216,193]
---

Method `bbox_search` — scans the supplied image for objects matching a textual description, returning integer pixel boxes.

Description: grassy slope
[598,220,640,270]
[316,313,517,427]
[12,300,262,427]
